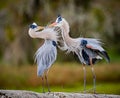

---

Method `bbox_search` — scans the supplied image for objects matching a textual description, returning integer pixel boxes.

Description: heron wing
[83,38,110,63]
[35,40,57,76]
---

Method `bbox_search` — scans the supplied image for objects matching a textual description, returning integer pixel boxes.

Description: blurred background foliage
[0,0,120,65]
[0,0,120,94]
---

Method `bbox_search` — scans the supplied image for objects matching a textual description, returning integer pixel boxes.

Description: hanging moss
[74,0,92,10]
[5,26,15,42]
[92,8,105,31]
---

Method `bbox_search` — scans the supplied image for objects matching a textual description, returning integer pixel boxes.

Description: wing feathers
[99,51,110,63]
[80,38,110,65]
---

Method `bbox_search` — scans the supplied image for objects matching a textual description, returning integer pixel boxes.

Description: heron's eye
[30,24,37,29]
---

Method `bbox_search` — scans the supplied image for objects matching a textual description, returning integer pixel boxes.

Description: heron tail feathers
[100,51,110,63]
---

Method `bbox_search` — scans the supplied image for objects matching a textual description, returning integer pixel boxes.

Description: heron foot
[47,92,55,96]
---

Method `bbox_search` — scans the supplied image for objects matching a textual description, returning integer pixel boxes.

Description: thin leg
[83,65,86,93]
[41,76,45,93]
[91,67,96,93]
[90,58,96,93]
[45,70,51,92]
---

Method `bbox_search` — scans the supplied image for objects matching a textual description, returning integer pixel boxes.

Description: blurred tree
[0,0,119,65]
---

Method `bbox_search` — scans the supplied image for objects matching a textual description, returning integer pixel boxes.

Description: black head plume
[29,23,37,29]
[57,14,62,23]
[57,14,61,17]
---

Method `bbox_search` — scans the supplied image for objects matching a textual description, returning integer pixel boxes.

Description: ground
[0,90,120,98]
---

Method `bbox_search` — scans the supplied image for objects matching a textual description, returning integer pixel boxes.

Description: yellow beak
[36,22,57,31]
[48,22,57,27]
[37,26,44,30]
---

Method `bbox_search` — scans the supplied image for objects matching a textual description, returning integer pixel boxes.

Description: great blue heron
[28,23,58,92]
[47,15,110,93]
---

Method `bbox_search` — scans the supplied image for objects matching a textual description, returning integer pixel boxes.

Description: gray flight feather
[34,40,57,76]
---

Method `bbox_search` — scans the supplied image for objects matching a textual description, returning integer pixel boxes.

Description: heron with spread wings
[43,15,110,93]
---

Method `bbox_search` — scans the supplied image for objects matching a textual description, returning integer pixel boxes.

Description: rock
[0,90,120,98]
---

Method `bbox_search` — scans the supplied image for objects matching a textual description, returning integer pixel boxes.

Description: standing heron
[28,23,58,92]
[47,15,110,93]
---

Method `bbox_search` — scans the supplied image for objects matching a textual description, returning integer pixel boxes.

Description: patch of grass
[96,83,120,94]
[27,83,120,94]
[0,63,120,94]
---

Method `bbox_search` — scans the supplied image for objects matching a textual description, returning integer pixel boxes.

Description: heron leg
[83,64,86,93]
[90,58,96,93]
[45,69,51,92]
[41,76,45,93]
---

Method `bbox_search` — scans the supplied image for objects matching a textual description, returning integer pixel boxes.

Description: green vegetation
[27,83,120,94]
[0,63,120,94]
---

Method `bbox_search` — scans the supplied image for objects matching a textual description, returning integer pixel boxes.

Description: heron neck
[62,30,74,46]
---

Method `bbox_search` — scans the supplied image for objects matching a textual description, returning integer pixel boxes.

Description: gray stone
[0,90,120,98]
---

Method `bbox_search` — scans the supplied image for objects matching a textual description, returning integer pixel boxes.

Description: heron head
[48,15,62,27]
[29,23,44,31]
[56,14,62,23]
[29,23,37,29]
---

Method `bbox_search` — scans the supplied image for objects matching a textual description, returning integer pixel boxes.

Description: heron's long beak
[37,26,44,30]
[35,26,44,32]
[48,22,57,27]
